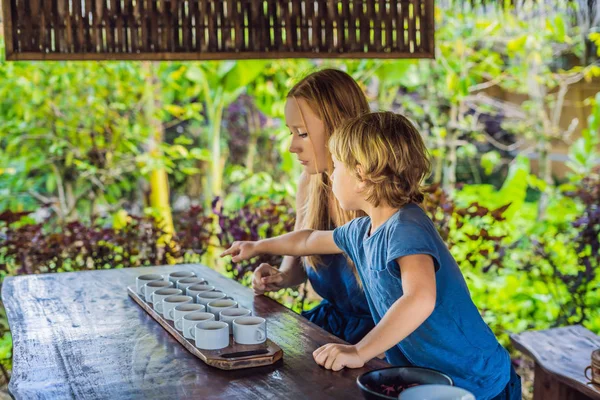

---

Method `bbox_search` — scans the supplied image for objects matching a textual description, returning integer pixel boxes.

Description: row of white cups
[135,271,267,351]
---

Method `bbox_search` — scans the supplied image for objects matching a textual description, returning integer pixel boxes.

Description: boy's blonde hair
[329,112,431,208]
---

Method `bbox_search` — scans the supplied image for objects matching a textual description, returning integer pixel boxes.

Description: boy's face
[330,156,364,211]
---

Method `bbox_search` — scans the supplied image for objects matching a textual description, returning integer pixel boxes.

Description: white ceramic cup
[176,277,206,292]
[162,295,194,321]
[197,291,231,306]
[151,288,182,313]
[233,316,267,345]
[220,308,251,334]
[186,284,217,299]
[144,280,173,303]
[207,299,238,320]
[193,321,229,350]
[166,270,196,286]
[182,312,215,340]
[174,304,206,331]
[136,274,163,297]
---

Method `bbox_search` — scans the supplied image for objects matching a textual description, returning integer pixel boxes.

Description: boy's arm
[313,254,436,371]
[355,254,436,360]
[220,230,343,263]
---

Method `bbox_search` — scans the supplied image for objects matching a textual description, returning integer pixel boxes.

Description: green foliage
[567,92,600,176]
[221,167,295,211]
[0,61,144,216]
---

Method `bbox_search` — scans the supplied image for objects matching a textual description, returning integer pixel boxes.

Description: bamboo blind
[2,0,434,60]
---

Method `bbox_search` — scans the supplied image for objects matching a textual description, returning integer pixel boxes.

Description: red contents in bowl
[365,383,421,397]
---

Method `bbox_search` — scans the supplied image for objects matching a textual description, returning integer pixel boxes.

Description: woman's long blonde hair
[287,69,370,269]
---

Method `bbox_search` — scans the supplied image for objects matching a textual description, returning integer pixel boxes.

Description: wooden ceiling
[2,0,434,61]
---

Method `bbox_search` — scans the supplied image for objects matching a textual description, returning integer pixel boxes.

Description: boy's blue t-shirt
[302,254,375,344]
[332,203,511,400]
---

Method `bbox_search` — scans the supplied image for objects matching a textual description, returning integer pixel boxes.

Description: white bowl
[398,384,475,400]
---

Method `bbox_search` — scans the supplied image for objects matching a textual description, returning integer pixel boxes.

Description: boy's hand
[252,263,285,295]
[220,241,259,262]
[313,343,365,371]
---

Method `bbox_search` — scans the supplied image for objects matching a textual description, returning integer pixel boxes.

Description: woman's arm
[251,255,306,295]
[274,172,311,287]
[250,172,321,293]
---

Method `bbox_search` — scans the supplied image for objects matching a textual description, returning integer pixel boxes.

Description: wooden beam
[6,50,436,61]
[2,0,435,61]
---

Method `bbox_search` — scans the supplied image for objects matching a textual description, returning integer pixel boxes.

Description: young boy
[221,112,521,400]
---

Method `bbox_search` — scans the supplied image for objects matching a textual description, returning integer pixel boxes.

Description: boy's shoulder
[382,204,434,239]
[391,203,429,226]
[332,216,370,256]
[334,215,370,241]
[343,215,371,235]
[336,204,432,246]
[384,204,443,267]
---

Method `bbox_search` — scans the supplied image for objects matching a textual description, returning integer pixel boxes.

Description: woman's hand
[220,241,259,262]
[312,343,366,371]
[252,263,286,295]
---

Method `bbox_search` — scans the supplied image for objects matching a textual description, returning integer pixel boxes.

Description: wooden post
[2,0,15,59]
[142,61,175,236]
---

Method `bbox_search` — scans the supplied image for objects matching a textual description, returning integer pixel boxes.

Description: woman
[252,69,374,344]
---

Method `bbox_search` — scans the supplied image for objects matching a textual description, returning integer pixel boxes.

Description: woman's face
[284,97,330,175]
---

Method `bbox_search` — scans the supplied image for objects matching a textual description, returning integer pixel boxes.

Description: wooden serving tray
[127,286,283,370]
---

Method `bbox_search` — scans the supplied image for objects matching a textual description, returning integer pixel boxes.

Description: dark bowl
[356,366,454,400]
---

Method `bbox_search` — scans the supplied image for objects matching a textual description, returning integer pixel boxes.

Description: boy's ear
[356,164,367,180]
[355,164,367,191]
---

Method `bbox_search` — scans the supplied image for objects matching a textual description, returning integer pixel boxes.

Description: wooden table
[2,264,388,400]
[511,325,600,400]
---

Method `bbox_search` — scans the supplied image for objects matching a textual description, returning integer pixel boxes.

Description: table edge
[510,326,600,399]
